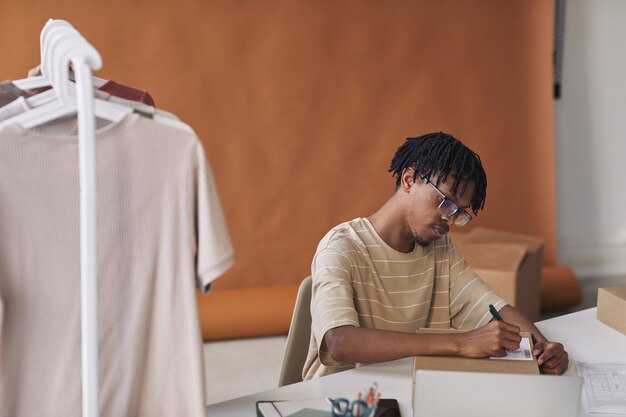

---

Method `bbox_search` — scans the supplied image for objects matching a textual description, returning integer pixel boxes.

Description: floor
[202,274,626,405]
[203,334,287,404]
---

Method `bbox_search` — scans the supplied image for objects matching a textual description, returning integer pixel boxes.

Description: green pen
[488,304,503,321]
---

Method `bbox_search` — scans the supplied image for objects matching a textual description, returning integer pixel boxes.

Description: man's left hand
[533,341,568,375]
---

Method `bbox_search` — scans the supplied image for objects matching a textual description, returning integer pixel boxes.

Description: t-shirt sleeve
[194,141,234,292]
[447,238,508,330]
[310,241,360,367]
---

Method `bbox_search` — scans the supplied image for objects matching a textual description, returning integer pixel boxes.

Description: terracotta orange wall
[0,1,556,290]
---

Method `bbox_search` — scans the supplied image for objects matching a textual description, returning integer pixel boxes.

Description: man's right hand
[456,321,522,358]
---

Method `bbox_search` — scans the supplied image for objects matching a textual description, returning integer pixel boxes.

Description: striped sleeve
[311,244,360,367]
[447,239,508,330]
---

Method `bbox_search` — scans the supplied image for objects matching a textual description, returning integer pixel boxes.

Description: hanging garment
[98,80,156,107]
[0,79,156,109]
[0,91,176,135]
[0,110,233,417]
[0,80,33,107]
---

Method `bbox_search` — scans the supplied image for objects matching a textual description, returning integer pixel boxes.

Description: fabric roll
[541,265,582,310]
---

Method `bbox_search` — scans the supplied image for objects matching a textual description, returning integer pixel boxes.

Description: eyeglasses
[419,174,472,227]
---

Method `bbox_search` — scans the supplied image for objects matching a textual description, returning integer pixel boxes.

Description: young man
[302,132,568,380]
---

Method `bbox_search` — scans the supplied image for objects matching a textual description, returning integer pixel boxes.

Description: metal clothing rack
[5,19,197,417]
[20,19,102,417]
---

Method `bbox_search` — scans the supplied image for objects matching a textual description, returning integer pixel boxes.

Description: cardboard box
[597,286,626,336]
[450,228,544,321]
[413,328,539,375]
[411,328,539,407]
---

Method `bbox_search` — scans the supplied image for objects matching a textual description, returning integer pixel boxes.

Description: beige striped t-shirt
[302,217,507,379]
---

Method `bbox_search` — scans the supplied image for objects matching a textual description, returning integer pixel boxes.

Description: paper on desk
[577,362,626,414]
[257,398,331,417]
[489,336,533,361]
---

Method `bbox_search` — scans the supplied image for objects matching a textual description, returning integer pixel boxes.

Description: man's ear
[400,167,417,192]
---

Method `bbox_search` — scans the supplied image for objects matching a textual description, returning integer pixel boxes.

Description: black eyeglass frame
[418,173,473,227]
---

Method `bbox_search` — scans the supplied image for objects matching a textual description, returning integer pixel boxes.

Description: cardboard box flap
[455,242,527,272]
[600,286,626,299]
[457,227,544,253]
[450,227,543,252]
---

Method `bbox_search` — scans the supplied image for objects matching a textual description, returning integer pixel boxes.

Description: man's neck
[367,197,415,253]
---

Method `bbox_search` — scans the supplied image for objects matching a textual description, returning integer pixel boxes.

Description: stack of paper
[578,362,626,414]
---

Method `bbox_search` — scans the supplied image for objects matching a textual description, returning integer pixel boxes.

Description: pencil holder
[330,398,375,417]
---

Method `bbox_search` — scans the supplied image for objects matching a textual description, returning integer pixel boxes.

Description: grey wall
[556,0,626,278]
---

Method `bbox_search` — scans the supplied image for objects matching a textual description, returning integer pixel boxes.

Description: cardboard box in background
[450,228,544,321]
[597,287,626,336]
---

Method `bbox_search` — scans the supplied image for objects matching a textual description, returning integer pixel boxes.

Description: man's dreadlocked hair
[388,132,487,215]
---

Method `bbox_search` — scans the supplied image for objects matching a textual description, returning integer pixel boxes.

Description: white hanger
[5,20,195,134]
[6,25,132,129]
[12,20,71,90]
[23,24,84,108]
[10,73,51,91]
[12,20,108,93]
[19,25,107,109]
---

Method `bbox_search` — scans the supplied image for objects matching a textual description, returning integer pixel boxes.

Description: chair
[278,276,313,387]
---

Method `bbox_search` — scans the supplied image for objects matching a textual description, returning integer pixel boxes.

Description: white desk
[206,308,626,416]
[535,308,626,365]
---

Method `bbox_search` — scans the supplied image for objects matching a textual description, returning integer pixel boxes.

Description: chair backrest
[278,276,313,387]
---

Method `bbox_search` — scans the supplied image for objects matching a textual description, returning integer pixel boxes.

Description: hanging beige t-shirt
[302,217,507,380]
[0,113,234,417]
